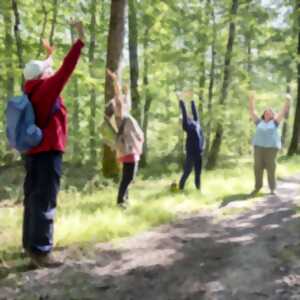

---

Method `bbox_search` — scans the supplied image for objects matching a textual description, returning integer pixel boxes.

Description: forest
[0,0,299,172]
[1,0,300,298]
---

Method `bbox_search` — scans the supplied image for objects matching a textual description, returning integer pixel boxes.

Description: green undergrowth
[0,155,299,269]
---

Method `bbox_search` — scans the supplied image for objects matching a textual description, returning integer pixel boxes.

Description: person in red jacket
[22,21,85,268]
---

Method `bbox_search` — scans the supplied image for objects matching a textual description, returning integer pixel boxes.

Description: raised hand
[248,90,256,101]
[285,93,292,102]
[70,19,85,41]
[107,69,118,81]
[248,90,258,122]
[42,39,54,56]
[175,91,182,100]
[123,84,129,95]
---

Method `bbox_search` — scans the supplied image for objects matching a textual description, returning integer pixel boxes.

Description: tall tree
[288,1,300,155]
[103,0,128,178]
[2,1,14,100]
[205,0,217,155]
[11,0,24,77]
[88,0,98,163]
[36,0,49,57]
[206,0,239,169]
[198,52,206,117]
[70,26,81,161]
[197,1,210,117]
[49,0,58,46]
[128,0,141,123]
[282,81,291,148]
[245,1,253,86]
[140,25,152,166]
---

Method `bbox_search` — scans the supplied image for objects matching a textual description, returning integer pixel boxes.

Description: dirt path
[1,174,300,300]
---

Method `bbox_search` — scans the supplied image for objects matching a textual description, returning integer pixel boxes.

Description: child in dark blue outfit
[179,98,204,190]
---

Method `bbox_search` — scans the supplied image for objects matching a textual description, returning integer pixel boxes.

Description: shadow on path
[1,175,300,300]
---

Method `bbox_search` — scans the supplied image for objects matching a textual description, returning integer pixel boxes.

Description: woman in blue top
[248,91,291,195]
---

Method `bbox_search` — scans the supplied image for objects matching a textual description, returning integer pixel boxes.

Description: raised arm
[39,21,85,98]
[30,21,85,124]
[274,94,291,124]
[179,100,188,131]
[191,100,199,122]
[248,91,259,123]
[42,39,54,58]
[107,69,124,119]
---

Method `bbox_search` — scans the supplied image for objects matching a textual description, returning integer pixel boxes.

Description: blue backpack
[6,94,43,153]
[5,94,59,153]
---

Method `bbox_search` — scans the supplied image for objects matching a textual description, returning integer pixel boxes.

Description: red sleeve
[31,39,84,122]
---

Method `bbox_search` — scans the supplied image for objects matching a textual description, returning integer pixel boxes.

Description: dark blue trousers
[117,162,138,204]
[23,151,62,254]
[179,154,202,190]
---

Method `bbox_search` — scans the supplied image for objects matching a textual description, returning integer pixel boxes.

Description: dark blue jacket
[179,100,204,156]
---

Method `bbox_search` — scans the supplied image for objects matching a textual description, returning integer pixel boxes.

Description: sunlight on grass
[0,155,299,261]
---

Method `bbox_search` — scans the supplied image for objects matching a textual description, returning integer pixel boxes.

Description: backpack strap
[26,92,61,129]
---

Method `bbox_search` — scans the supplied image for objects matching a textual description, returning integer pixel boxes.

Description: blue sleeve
[191,100,199,122]
[179,100,188,131]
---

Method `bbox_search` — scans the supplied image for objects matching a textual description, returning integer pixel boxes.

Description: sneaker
[29,252,63,269]
[117,202,128,210]
[270,190,276,195]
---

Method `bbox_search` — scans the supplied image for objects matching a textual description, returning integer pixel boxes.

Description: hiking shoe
[29,252,63,269]
[117,202,128,210]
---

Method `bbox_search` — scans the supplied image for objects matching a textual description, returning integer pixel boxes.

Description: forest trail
[1,174,300,300]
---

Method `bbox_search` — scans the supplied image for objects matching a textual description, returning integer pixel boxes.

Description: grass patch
[0,155,299,268]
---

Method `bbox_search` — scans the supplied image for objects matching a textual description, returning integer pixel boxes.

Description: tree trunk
[246,2,252,86]
[281,80,291,148]
[206,0,239,170]
[11,0,24,85]
[247,36,252,80]
[37,0,48,57]
[89,0,97,164]
[198,0,210,118]
[71,77,80,160]
[3,2,14,99]
[103,0,128,179]
[288,6,300,155]
[205,0,216,156]
[198,54,206,118]
[128,0,141,124]
[49,0,58,46]
[70,27,80,161]
[140,27,152,167]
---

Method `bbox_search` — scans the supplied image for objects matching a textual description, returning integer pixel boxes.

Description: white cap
[23,56,53,80]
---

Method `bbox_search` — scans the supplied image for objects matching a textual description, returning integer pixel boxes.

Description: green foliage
[0,0,298,168]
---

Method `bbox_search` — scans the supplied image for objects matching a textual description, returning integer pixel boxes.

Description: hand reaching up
[285,93,292,102]
[107,69,118,81]
[248,90,256,101]
[70,19,85,42]
[42,39,54,57]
